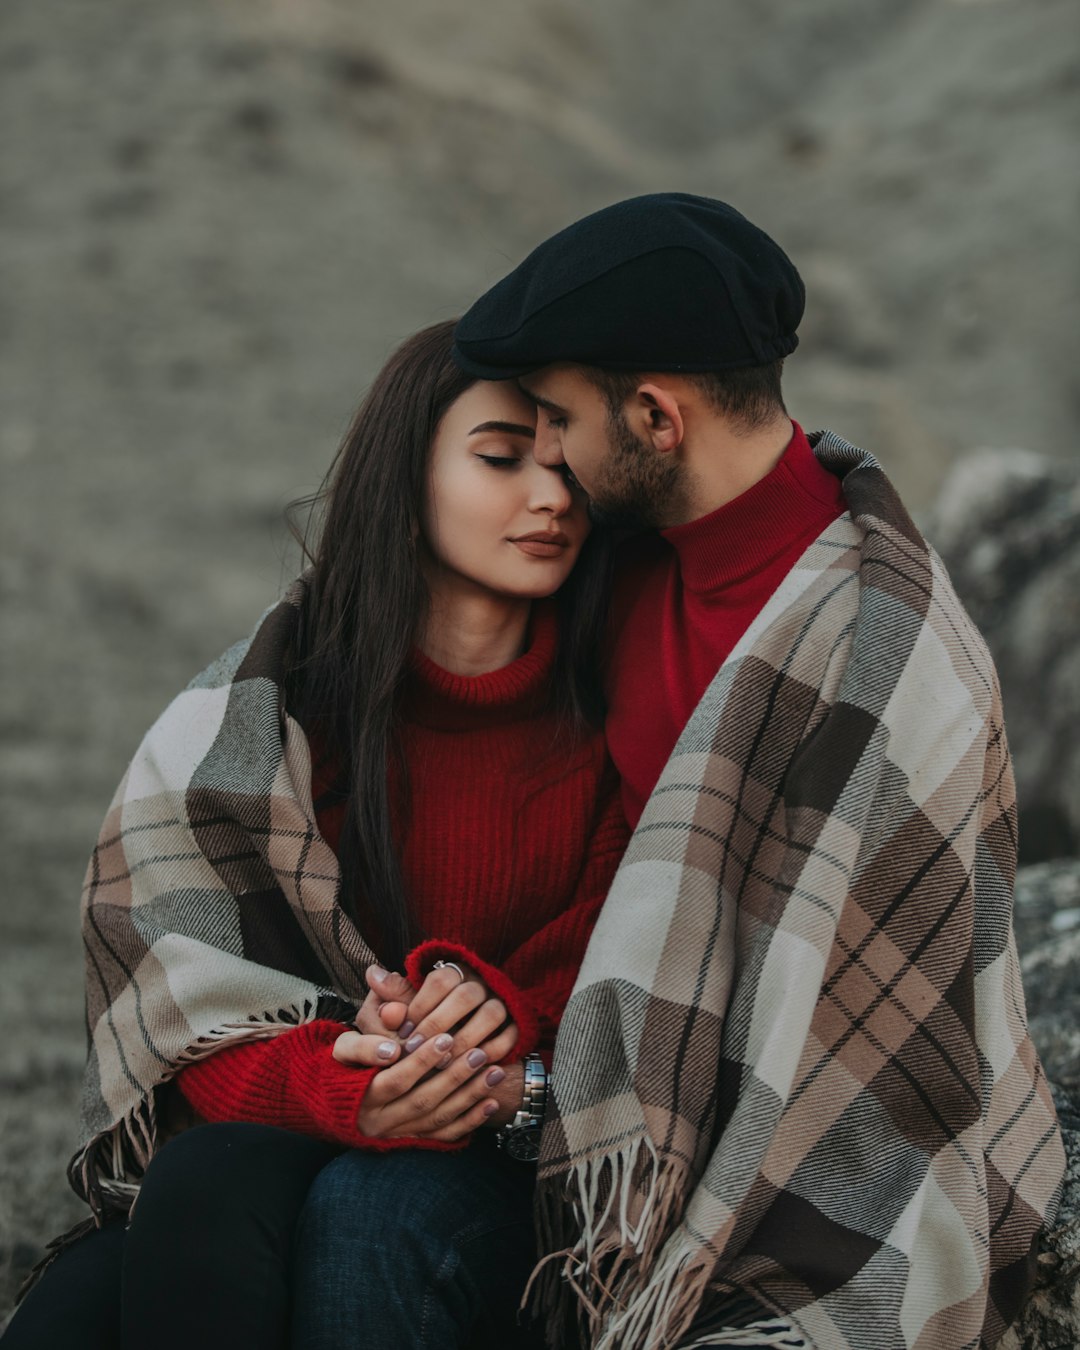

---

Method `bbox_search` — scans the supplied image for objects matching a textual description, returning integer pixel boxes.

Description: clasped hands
[332,962,525,1144]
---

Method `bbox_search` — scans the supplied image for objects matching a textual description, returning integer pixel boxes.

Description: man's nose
[532,423,565,467]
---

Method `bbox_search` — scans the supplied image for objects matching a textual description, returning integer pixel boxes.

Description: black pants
[4,1124,337,1350]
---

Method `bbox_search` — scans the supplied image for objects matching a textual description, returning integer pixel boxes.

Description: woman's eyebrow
[468,420,535,438]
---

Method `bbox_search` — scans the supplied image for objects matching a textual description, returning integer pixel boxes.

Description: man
[452,194,1064,1350]
[454,195,843,831]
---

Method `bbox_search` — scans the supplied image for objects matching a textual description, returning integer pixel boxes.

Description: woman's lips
[509,531,570,558]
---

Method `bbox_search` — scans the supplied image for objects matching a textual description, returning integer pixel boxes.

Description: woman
[7,320,628,1348]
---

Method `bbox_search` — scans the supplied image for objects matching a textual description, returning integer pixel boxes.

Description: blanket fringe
[21,1012,323,1306]
[17,1093,161,1306]
[170,1014,314,1069]
[678,1319,810,1348]
[70,1014,313,1220]
[71,1091,159,1223]
[673,1291,811,1348]
[530,1134,717,1350]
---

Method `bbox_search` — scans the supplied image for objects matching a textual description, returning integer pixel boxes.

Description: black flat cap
[454,193,804,379]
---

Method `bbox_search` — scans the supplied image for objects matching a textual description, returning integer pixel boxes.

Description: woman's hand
[333,962,526,1141]
[352,964,522,1071]
[400,962,520,1063]
[334,1020,519,1142]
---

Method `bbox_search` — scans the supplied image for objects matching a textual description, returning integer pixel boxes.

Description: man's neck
[664,415,795,527]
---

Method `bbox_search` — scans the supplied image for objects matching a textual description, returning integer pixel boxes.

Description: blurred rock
[1002,1082,1080,1350]
[1012,860,1080,959]
[1002,860,1080,1346]
[924,450,1080,862]
[1014,859,1080,1088]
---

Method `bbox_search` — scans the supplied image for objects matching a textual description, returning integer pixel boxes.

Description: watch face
[505,1126,542,1162]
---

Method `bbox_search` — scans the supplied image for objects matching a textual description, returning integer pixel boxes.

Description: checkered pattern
[73,580,373,1218]
[532,432,1065,1350]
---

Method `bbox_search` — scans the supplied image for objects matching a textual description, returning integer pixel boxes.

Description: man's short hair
[584,361,787,433]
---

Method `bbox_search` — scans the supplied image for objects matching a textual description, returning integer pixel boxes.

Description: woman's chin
[490,583,565,602]
[506,568,577,600]
[473,556,577,601]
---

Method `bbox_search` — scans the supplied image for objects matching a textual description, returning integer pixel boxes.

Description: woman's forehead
[449,379,538,429]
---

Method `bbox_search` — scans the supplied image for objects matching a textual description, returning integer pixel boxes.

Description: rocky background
[926,460,1080,1347]
[2,0,1077,1335]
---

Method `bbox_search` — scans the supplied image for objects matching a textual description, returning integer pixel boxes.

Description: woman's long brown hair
[288,320,612,969]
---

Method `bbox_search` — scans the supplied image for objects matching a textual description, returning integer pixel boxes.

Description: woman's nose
[529,463,574,515]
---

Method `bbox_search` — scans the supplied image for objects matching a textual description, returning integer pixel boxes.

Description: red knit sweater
[176,602,629,1149]
[606,422,847,827]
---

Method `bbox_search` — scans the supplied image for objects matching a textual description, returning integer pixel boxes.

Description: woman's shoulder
[186,580,307,696]
[122,585,308,798]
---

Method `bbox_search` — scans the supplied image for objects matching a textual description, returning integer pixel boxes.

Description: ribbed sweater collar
[660,421,846,594]
[403,600,557,730]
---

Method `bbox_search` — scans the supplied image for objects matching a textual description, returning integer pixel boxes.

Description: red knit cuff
[317,1056,384,1147]
[174,1020,466,1153]
[405,940,540,1060]
[290,1031,469,1153]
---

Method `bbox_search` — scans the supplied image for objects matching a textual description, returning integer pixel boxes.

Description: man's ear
[631,382,684,454]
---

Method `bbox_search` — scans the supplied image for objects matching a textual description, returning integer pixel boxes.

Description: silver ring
[433,960,466,984]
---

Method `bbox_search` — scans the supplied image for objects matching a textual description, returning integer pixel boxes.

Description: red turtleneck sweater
[606,422,847,827]
[175,603,629,1149]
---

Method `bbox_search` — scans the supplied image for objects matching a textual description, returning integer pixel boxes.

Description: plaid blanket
[70,432,1062,1349]
[530,431,1065,1350]
[73,581,369,1218]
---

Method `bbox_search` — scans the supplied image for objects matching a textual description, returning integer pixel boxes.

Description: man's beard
[584,410,684,530]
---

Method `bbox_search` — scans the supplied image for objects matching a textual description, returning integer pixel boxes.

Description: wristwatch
[495,1054,547,1161]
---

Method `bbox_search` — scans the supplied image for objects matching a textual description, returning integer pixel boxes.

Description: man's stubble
[584,409,686,531]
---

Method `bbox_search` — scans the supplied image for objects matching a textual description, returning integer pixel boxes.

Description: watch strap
[497,1054,546,1151]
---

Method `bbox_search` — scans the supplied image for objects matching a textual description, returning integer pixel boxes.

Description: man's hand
[479,1058,525,1128]
[353,966,418,1040]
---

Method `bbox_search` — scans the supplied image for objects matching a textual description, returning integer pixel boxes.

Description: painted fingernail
[483,1101,499,1117]
[398,1021,415,1039]
[485,1067,506,1087]
[437,1053,452,1070]
[377,1041,397,1060]
[404,1033,425,1054]
[467,1048,488,1069]
[434,1033,453,1052]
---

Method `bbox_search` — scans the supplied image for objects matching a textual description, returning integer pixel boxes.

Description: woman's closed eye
[476,454,521,469]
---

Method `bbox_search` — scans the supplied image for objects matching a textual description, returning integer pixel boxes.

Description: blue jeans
[291,1133,545,1350]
